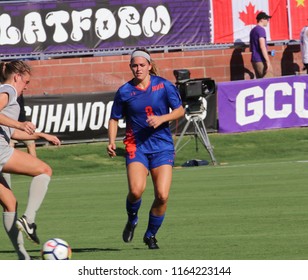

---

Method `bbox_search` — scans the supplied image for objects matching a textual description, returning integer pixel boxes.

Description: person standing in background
[249,12,273,78]
[300,22,308,74]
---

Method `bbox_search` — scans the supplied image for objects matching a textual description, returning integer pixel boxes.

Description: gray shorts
[0,137,14,171]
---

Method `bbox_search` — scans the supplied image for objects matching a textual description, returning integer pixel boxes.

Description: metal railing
[0,40,299,61]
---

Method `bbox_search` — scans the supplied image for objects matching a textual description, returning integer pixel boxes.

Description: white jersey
[0,84,20,143]
[300,26,308,64]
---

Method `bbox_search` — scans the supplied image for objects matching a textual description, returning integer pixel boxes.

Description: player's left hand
[146,115,163,129]
[44,134,61,145]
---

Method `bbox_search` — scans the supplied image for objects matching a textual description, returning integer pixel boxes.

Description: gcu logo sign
[236,82,308,126]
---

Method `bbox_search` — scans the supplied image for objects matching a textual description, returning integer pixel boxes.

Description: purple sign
[0,0,210,56]
[218,75,308,133]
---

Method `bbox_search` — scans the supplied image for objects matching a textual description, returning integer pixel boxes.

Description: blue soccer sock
[145,212,165,238]
[126,198,141,226]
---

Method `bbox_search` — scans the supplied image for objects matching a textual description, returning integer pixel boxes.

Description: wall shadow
[230,41,254,81]
[281,43,301,76]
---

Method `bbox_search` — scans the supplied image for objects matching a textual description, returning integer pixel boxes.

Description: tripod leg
[193,118,217,165]
[174,118,192,151]
[194,134,198,152]
[194,121,199,152]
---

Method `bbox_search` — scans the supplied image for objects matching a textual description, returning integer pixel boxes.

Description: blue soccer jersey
[110,75,182,156]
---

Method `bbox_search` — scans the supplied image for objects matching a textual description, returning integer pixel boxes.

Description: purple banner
[0,0,210,56]
[218,75,308,133]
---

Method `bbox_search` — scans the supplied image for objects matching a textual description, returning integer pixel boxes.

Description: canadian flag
[212,0,289,43]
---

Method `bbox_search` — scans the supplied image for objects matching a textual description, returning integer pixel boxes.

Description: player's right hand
[19,121,36,135]
[107,143,117,158]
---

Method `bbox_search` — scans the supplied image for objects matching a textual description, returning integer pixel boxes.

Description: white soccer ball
[41,238,72,260]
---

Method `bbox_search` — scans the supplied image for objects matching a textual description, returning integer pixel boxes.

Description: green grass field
[1,127,308,260]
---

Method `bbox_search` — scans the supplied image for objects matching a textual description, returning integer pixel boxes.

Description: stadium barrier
[218,74,308,133]
[23,91,217,144]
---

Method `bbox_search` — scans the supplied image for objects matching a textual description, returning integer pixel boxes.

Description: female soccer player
[107,48,185,249]
[0,60,61,259]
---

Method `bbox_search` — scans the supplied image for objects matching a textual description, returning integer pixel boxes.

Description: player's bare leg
[143,165,173,249]
[122,162,147,243]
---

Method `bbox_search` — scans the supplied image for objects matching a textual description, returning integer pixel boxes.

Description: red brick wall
[25,44,303,96]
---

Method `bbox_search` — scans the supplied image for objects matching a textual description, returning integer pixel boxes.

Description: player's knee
[129,192,142,201]
[128,188,144,201]
[40,163,53,177]
[155,193,169,205]
[1,196,17,212]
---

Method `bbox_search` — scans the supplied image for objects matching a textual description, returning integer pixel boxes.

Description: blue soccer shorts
[126,150,175,170]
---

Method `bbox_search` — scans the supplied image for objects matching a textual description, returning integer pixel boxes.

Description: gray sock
[24,174,50,224]
[2,173,11,189]
[3,212,30,260]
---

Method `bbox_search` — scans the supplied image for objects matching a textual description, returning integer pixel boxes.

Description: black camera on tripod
[173,69,216,114]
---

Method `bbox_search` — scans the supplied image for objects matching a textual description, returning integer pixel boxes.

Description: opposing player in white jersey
[0,60,61,260]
